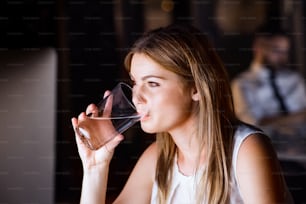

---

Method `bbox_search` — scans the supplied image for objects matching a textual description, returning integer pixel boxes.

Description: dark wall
[1,0,305,203]
[0,1,136,203]
[0,1,56,48]
[56,1,120,203]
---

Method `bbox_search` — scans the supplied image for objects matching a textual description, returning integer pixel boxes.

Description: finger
[103,94,113,118]
[92,91,111,117]
[71,117,80,139]
[78,112,87,121]
[71,117,84,144]
[71,117,78,130]
[104,134,124,153]
[103,90,111,99]
[72,118,90,151]
[86,103,98,117]
[71,117,84,140]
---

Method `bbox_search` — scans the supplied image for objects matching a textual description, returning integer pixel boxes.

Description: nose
[132,85,146,105]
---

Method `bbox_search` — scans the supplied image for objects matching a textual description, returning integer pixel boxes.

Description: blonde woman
[71,24,292,204]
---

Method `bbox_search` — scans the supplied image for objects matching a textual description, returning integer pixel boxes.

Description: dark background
[0,0,305,203]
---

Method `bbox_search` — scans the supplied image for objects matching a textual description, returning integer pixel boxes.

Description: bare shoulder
[236,133,292,203]
[142,141,158,158]
[129,141,158,183]
[239,133,276,158]
[237,133,279,178]
[138,142,158,168]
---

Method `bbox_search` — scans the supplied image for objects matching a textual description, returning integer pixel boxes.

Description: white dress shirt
[231,62,306,125]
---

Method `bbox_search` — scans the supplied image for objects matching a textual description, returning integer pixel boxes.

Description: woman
[71,24,292,203]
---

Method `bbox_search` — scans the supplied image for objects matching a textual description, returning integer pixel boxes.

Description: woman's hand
[71,91,124,172]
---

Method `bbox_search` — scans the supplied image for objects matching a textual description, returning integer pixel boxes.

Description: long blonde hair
[124,24,237,204]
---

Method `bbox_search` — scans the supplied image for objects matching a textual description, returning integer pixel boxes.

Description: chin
[140,123,158,134]
[141,127,156,134]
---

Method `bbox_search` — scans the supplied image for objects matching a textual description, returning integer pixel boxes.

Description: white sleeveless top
[150,123,263,204]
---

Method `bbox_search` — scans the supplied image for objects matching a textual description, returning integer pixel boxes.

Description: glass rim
[117,82,137,111]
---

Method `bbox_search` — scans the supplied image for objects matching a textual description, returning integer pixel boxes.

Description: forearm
[80,164,110,204]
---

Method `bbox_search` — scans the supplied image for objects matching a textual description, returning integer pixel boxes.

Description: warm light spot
[161,0,174,13]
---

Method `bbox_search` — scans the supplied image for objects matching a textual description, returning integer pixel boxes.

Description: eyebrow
[142,75,166,80]
[129,74,166,81]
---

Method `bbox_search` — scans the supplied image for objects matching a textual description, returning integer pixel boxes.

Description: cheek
[154,95,193,124]
[158,88,193,114]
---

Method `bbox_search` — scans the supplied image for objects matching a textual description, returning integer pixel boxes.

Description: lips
[140,114,150,121]
[137,109,149,121]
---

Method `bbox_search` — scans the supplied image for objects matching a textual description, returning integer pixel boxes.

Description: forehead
[130,53,176,79]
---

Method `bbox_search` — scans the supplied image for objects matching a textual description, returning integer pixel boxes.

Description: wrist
[81,163,109,204]
[83,161,110,175]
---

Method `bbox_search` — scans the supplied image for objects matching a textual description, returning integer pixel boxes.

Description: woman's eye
[148,81,160,87]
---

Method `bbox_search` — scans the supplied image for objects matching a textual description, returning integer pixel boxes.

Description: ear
[191,87,200,101]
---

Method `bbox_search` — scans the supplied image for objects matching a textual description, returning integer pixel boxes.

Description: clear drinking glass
[76,82,140,150]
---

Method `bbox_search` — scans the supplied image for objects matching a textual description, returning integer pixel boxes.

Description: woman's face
[130,53,198,134]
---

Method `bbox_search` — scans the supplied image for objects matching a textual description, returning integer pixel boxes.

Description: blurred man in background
[232,25,306,128]
[231,24,306,203]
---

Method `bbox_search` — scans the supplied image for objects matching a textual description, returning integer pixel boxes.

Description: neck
[176,148,205,176]
[168,115,205,176]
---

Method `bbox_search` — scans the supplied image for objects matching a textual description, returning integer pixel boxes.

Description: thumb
[104,134,124,153]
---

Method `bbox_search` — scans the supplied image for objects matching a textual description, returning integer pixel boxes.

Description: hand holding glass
[76,82,140,150]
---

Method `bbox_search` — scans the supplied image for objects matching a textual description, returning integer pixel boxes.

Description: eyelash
[147,81,160,87]
[130,80,160,88]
